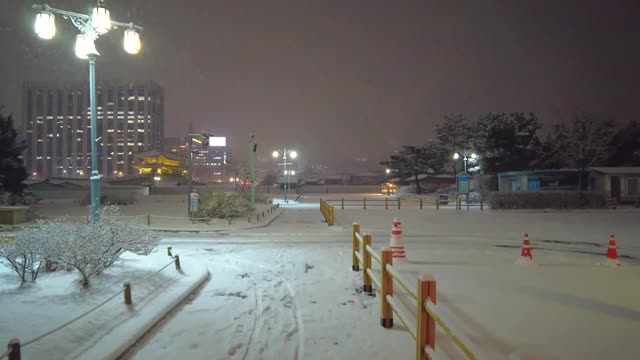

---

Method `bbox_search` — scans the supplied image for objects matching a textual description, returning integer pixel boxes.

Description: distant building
[22,80,164,178]
[131,150,186,176]
[163,136,229,183]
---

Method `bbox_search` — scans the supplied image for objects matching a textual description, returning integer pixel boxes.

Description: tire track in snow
[223,253,304,360]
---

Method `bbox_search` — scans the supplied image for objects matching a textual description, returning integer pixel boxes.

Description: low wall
[32,186,149,202]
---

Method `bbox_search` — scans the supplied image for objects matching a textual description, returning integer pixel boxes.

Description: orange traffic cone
[389,217,406,261]
[606,234,621,266]
[520,233,533,260]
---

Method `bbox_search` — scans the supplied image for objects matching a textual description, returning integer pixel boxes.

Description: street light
[273,148,298,203]
[452,151,477,174]
[32,2,143,223]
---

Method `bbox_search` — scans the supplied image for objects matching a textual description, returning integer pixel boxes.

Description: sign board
[189,191,199,212]
[209,136,226,147]
[456,174,470,194]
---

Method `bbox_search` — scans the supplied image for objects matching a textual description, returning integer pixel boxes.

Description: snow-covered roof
[589,167,640,175]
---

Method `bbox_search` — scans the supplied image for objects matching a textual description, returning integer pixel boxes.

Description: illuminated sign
[209,136,226,147]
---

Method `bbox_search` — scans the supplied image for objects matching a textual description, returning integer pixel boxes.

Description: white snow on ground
[2,193,640,360]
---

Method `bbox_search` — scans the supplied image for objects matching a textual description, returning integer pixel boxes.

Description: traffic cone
[606,234,621,266]
[389,217,406,261]
[519,233,533,260]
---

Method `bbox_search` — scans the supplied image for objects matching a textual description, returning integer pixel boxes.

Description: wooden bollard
[248,216,251,223]
[147,213,151,226]
[363,197,367,210]
[480,198,484,211]
[228,217,232,225]
[7,338,20,360]
[385,197,388,210]
[167,246,172,257]
[380,248,393,328]
[397,198,401,209]
[436,198,439,210]
[257,213,260,222]
[262,211,265,217]
[417,275,436,358]
[352,223,360,271]
[363,234,372,293]
[123,282,132,305]
[341,197,344,210]
[174,255,181,271]
[420,198,423,210]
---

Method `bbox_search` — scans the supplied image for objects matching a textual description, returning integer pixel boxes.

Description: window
[628,178,639,196]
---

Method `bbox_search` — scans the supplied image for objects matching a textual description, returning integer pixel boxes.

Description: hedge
[488,191,607,209]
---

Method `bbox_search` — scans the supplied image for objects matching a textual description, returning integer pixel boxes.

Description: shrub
[0,234,45,284]
[488,191,607,209]
[193,192,255,219]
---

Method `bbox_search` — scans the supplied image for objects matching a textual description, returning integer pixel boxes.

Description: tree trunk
[414,173,422,194]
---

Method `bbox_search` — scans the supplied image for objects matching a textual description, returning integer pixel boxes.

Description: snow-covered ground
[2,193,639,359]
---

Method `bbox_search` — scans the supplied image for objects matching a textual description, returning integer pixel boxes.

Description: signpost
[456,174,470,210]
[189,190,199,215]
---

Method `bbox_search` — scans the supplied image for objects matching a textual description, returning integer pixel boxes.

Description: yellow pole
[436,198,439,210]
[363,234,372,293]
[416,276,436,360]
[380,248,393,328]
[420,198,423,210]
[385,197,388,210]
[352,223,360,271]
[398,198,401,209]
[364,197,367,210]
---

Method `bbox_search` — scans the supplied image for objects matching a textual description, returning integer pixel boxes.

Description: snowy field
[2,194,639,359]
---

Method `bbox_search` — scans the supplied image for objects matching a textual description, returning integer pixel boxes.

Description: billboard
[209,136,226,147]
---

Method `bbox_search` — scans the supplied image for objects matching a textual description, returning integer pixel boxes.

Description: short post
[341,197,344,210]
[352,223,360,271]
[363,233,373,293]
[248,216,251,223]
[7,338,20,360]
[385,197,388,210]
[380,248,393,328]
[420,198,423,210]
[174,255,182,271]
[228,217,232,225]
[480,198,484,211]
[436,198,440,210]
[457,197,462,210]
[257,213,260,222]
[364,197,367,210]
[146,213,151,226]
[262,211,265,217]
[398,198,401,209]
[123,282,132,305]
[167,246,172,257]
[417,275,436,359]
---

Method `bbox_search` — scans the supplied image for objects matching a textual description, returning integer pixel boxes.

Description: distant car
[381,182,397,195]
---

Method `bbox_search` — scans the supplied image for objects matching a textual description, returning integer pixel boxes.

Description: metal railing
[351,223,476,359]
[325,197,485,211]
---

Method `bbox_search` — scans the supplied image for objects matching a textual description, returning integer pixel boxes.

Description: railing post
[436,198,439,210]
[329,206,334,226]
[123,282,132,305]
[341,197,344,210]
[381,248,393,328]
[174,255,182,271]
[420,198,423,210]
[364,197,367,210]
[398,198,401,209]
[417,275,436,360]
[352,223,360,271]
[363,233,372,293]
[228,217,232,225]
[457,197,462,210]
[167,246,172,257]
[480,198,484,211]
[147,213,151,226]
[385,197,388,210]
[7,338,20,360]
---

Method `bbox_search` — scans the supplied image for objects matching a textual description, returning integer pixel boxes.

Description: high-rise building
[22,80,164,178]
[164,136,229,183]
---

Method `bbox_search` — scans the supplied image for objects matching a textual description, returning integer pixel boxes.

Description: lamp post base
[90,172,101,222]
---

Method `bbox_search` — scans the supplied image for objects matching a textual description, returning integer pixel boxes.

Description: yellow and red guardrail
[319,198,335,226]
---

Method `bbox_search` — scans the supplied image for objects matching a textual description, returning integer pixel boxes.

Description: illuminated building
[164,136,229,182]
[131,150,186,176]
[22,80,164,178]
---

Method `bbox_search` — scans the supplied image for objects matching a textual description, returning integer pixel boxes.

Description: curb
[149,208,286,233]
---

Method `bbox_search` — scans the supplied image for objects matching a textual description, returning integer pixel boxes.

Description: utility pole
[249,134,256,207]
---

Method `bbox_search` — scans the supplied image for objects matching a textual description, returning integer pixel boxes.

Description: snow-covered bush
[193,192,255,219]
[0,220,53,284]
[7,206,160,287]
[488,191,607,209]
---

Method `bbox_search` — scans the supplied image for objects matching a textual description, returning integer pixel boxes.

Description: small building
[497,170,579,192]
[588,167,640,202]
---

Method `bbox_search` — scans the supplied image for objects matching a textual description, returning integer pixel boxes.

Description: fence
[325,197,485,211]
[351,223,476,359]
[0,249,184,360]
[319,199,335,226]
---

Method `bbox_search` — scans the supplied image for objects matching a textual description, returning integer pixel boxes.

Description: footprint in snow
[227,343,243,355]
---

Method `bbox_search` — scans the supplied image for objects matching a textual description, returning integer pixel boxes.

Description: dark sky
[1,0,639,171]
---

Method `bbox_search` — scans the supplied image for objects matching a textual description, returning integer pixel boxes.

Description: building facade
[163,136,229,183]
[22,80,164,178]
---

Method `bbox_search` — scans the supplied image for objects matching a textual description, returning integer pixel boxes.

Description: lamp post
[33,2,142,222]
[249,134,256,207]
[453,150,477,210]
[186,132,213,216]
[272,148,297,203]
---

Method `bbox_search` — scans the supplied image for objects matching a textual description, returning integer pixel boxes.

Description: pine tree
[0,108,28,195]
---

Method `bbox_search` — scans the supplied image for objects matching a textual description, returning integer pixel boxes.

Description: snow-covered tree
[0,233,46,284]
[12,206,160,288]
[436,114,472,174]
[380,144,445,194]
[472,112,542,174]
[194,192,254,219]
[607,120,640,166]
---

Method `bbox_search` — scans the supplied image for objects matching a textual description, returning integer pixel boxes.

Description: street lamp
[32,2,143,223]
[272,148,298,203]
[453,151,477,174]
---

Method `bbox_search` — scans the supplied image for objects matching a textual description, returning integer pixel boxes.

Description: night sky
[1,0,639,171]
